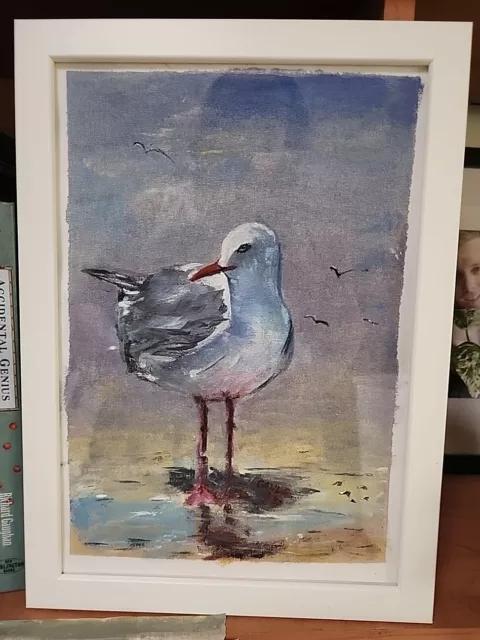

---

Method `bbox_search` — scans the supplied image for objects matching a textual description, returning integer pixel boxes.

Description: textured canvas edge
[13,18,472,623]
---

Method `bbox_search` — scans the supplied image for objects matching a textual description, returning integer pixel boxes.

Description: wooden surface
[415,0,480,104]
[384,0,416,21]
[0,475,478,639]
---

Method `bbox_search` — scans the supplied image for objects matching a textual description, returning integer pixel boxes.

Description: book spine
[0,201,24,592]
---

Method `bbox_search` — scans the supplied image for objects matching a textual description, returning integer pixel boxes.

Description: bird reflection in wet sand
[193,503,284,561]
[168,466,307,512]
[168,466,317,560]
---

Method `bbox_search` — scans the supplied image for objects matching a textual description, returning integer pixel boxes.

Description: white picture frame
[14,18,471,623]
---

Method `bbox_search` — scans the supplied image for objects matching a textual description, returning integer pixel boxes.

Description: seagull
[330,265,369,278]
[304,315,329,326]
[330,266,355,278]
[83,222,294,507]
[133,141,175,165]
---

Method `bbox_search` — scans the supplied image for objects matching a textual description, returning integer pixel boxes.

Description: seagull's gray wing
[116,265,229,372]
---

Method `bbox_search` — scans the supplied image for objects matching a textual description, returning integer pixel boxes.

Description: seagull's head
[189,222,281,283]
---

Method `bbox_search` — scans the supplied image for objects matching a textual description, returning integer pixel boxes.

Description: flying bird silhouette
[133,141,175,165]
[330,266,353,278]
[332,481,343,487]
[339,490,351,498]
[363,318,379,326]
[330,266,369,279]
[304,315,329,326]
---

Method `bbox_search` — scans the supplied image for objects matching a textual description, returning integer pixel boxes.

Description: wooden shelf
[384,0,416,21]
[415,0,480,103]
[0,475,479,639]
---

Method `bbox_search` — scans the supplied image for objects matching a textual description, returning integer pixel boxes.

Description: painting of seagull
[83,222,293,506]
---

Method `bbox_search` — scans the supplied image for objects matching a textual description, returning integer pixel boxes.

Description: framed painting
[445,147,480,474]
[14,19,471,623]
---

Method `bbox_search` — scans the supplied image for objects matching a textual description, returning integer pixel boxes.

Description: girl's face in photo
[456,236,480,309]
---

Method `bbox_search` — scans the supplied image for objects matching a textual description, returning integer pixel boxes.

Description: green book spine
[0,201,24,592]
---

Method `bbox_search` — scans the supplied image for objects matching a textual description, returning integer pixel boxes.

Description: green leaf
[451,342,480,397]
[470,312,480,327]
[453,309,477,329]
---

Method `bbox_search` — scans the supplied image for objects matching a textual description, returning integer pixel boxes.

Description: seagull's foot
[218,483,249,504]
[184,483,219,507]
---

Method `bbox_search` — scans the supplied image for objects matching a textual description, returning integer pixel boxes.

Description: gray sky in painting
[64,68,422,465]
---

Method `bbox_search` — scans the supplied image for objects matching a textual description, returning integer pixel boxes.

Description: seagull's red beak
[189,260,236,282]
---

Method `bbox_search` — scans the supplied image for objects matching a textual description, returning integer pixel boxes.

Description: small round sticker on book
[0,558,24,574]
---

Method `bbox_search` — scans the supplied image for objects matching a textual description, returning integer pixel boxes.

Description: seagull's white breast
[184,286,292,400]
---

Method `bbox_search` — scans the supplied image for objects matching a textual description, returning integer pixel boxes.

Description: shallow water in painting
[70,461,387,562]
[71,496,354,555]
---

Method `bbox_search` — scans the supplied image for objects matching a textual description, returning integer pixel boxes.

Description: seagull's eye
[236,243,251,254]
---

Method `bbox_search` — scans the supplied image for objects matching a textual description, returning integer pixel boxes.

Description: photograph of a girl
[455,231,480,310]
[449,230,480,398]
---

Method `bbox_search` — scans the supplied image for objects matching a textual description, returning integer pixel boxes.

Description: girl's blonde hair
[459,230,480,248]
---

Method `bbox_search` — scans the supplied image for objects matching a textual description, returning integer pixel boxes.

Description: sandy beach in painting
[68,421,388,563]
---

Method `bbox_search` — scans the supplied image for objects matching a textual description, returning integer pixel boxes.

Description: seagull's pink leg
[225,397,235,478]
[185,397,218,507]
[219,397,247,505]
